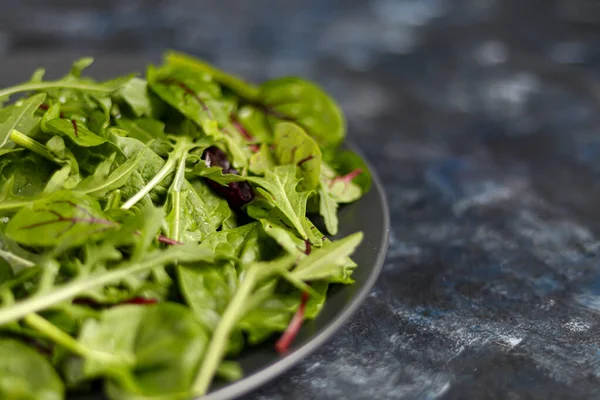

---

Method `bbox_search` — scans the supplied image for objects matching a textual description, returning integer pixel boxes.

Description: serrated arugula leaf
[76,150,145,198]
[318,183,339,236]
[246,165,312,240]
[291,232,363,282]
[46,118,107,147]
[0,93,46,148]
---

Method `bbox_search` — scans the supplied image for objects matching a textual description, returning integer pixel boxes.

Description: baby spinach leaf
[0,152,55,197]
[113,77,156,118]
[46,118,107,147]
[147,64,228,128]
[0,338,64,400]
[246,165,312,240]
[73,303,209,397]
[116,118,168,144]
[5,191,118,248]
[259,77,345,149]
[273,122,321,190]
[165,51,260,101]
[236,105,271,143]
[186,179,232,241]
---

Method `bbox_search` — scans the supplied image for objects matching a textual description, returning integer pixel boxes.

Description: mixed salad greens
[0,51,371,399]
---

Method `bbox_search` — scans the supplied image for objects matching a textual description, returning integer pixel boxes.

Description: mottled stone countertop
[4,0,600,398]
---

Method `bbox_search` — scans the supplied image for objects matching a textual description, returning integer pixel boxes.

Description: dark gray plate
[0,53,390,400]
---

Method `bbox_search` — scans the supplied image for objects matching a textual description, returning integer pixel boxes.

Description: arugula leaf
[259,77,345,149]
[192,255,297,395]
[75,150,145,198]
[0,338,64,400]
[236,105,271,143]
[46,118,107,147]
[0,70,133,102]
[290,232,363,282]
[0,93,46,148]
[319,184,339,236]
[113,77,160,118]
[246,165,312,240]
[0,243,213,326]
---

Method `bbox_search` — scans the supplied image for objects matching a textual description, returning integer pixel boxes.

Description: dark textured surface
[3,0,600,399]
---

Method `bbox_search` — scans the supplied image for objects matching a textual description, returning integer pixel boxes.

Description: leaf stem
[0,80,126,99]
[167,146,189,242]
[24,313,125,365]
[192,267,258,395]
[24,313,92,358]
[10,130,65,165]
[121,137,190,210]
[0,249,35,268]
[0,249,187,326]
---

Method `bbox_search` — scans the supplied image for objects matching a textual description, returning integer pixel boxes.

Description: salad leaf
[0,93,46,147]
[165,51,260,101]
[72,303,209,398]
[0,338,64,400]
[0,52,369,399]
[46,118,107,147]
[272,122,322,191]
[246,165,312,240]
[259,77,346,149]
[5,191,117,248]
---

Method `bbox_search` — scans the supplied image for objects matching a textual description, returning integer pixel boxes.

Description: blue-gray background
[3,0,600,399]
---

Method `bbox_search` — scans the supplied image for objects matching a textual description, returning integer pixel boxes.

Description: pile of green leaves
[0,51,371,399]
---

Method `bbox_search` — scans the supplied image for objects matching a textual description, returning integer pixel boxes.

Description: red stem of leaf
[71,119,79,137]
[304,240,312,255]
[275,292,309,354]
[157,235,183,245]
[249,144,260,153]
[329,168,363,188]
[297,155,314,166]
[121,297,158,305]
[158,78,214,118]
[230,114,254,141]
